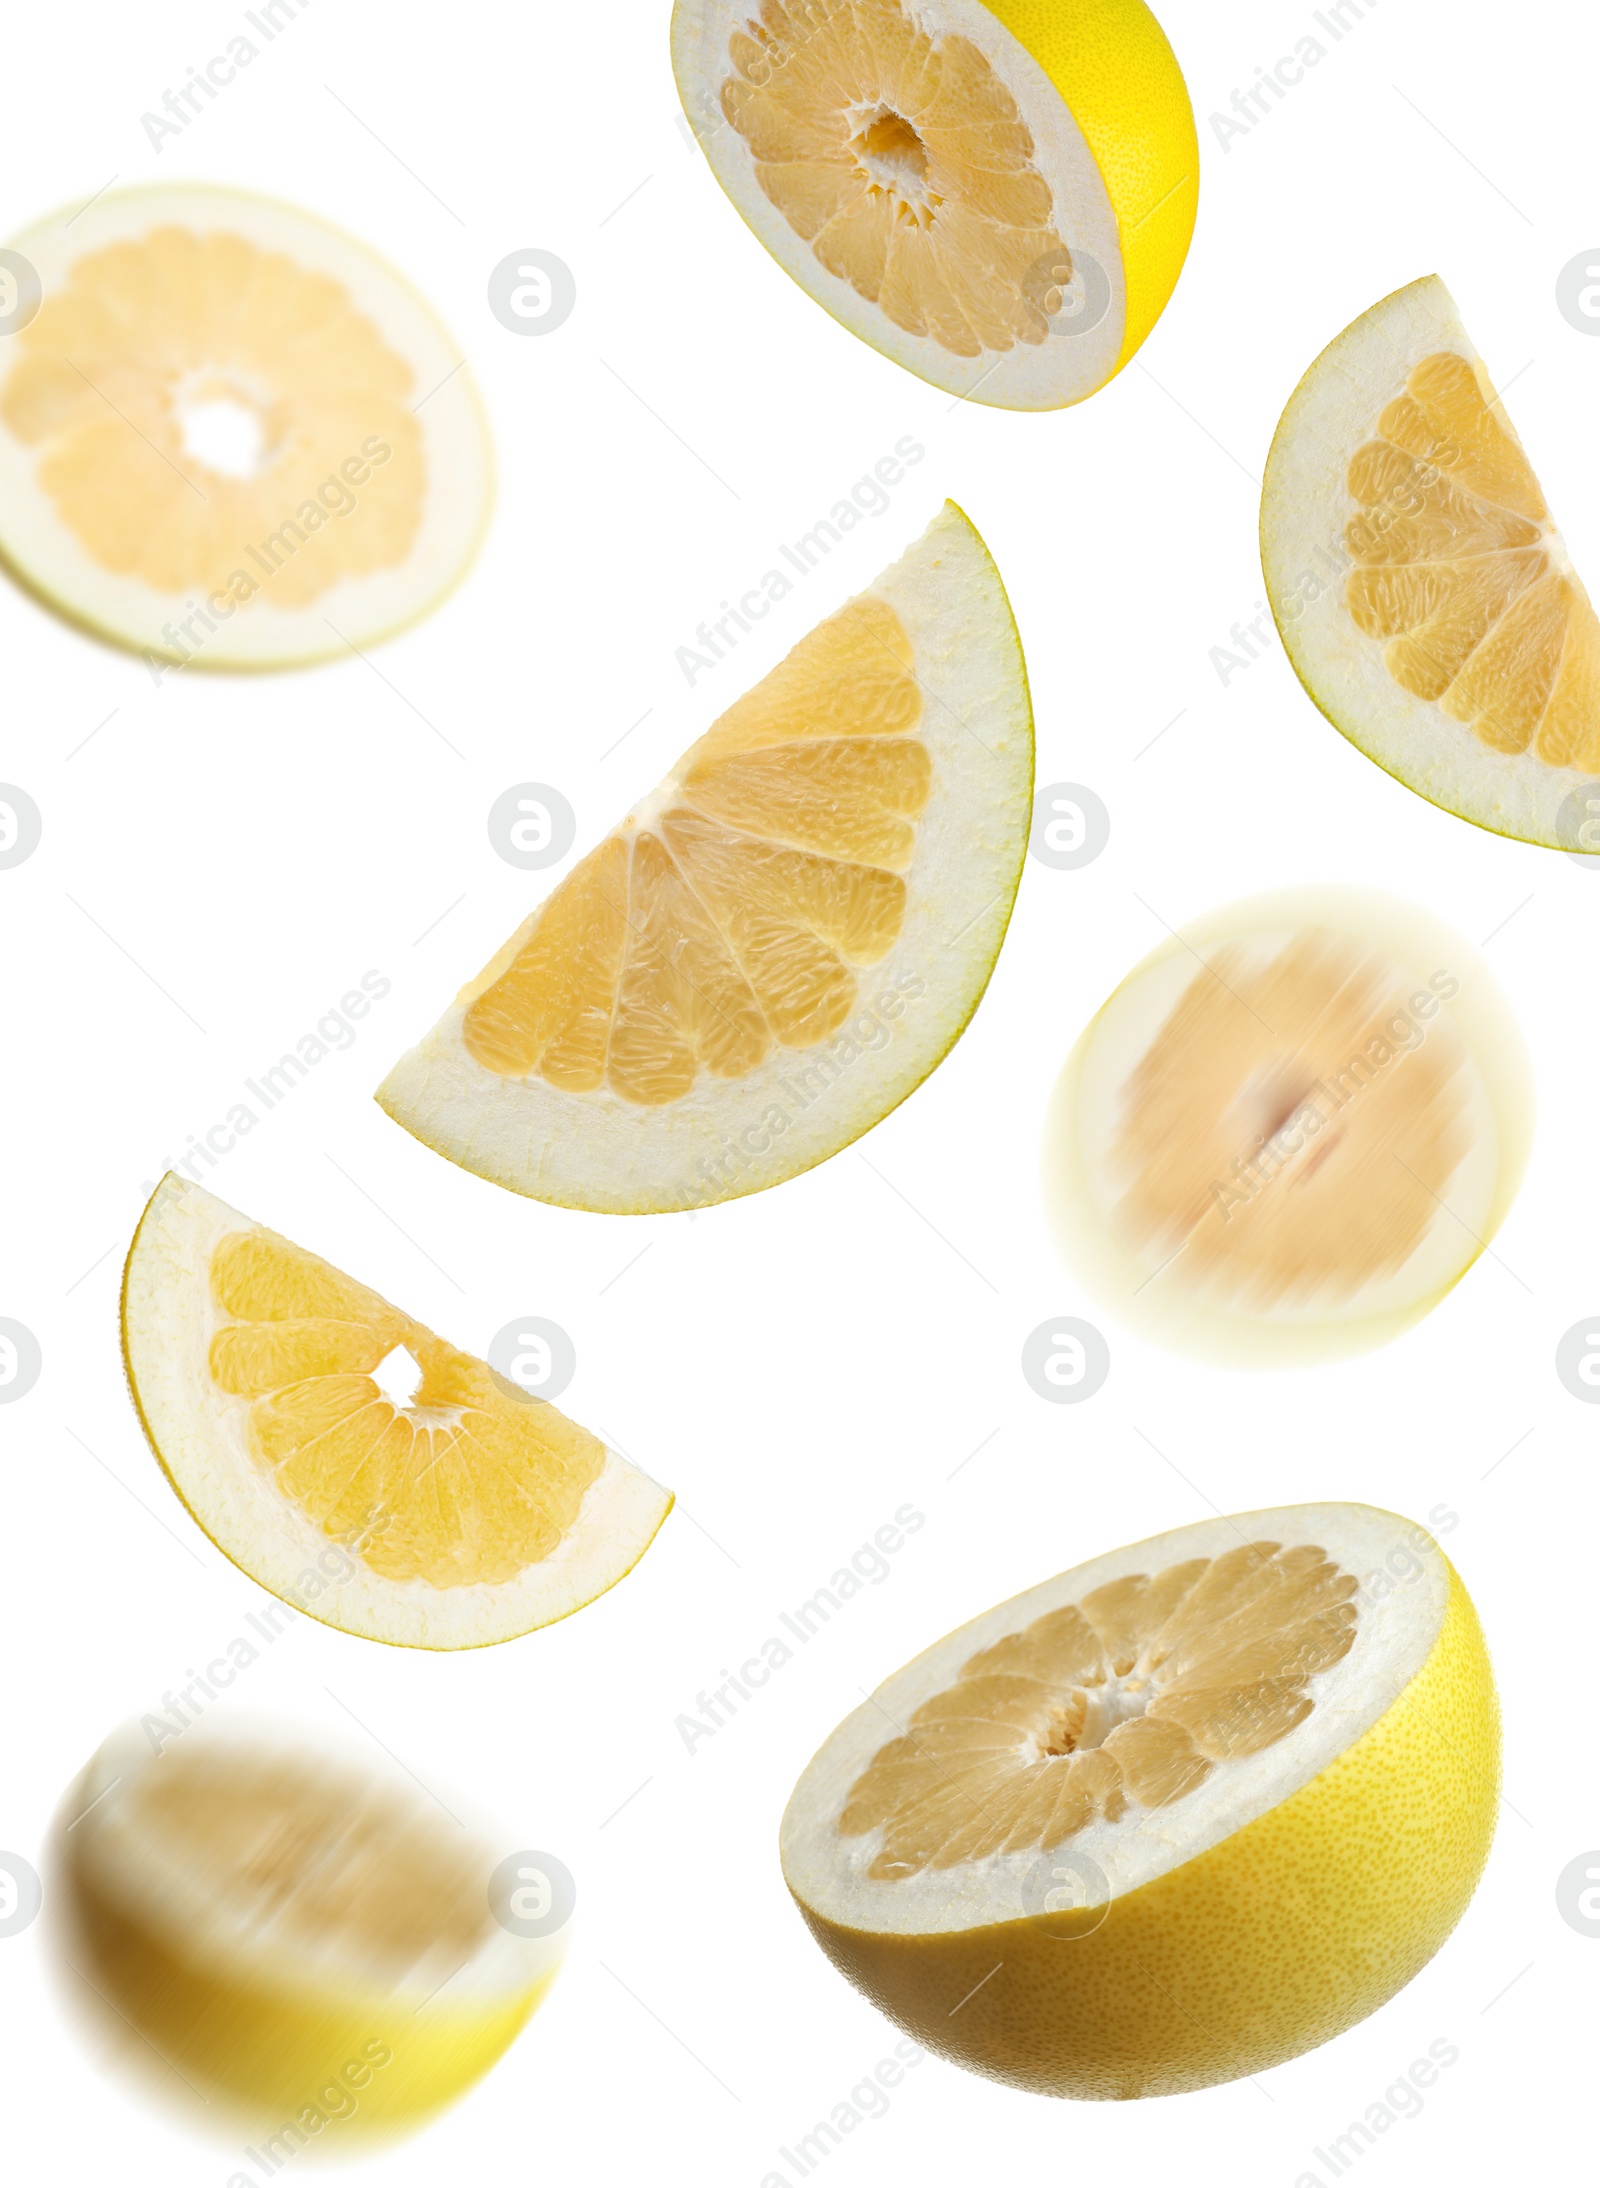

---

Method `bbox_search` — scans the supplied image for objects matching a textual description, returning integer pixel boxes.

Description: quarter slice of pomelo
[0,185,492,667]
[121,1174,670,1647]
[671,0,1198,409]
[781,1502,1497,2097]
[1263,274,1600,847]
[377,502,1033,1212]
[1042,885,1533,1366]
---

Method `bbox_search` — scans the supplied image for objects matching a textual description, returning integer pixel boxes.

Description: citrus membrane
[671,0,1198,408]
[1042,886,1533,1366]
[781,1502,1497,2097]
[0,184,492,666]
[377,502,1033,1211]
[121,1174,671,1647]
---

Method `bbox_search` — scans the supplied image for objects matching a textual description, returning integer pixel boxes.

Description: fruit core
[840,1540,1358,1879]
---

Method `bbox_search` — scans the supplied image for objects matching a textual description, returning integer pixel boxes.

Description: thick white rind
[0,185,493,667]
[1263,274,1594,849]
[376,502,1033,1212]
[670,0,1126,410]
[121,1176,671,1649]
[780,1502,1449,1937]
[1041,885,1534,1368]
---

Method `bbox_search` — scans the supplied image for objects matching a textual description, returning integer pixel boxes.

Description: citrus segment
[378,503,1033,1211]
[672,0,1197,409]
[781,1503,1498,2097]
[1042,886,1532,1365]
[121,1174,671,1647]
[1263,275,1600,844]
[0,186,491,666]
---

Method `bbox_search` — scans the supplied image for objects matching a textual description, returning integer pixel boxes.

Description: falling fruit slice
[121,1174,671,1647]
[55,1715,564,2132]
[0,184,492,667]
[671,0,1197,410]
[1263,274,1600,847]
[377,502,1033,1211]
[1042,886,1532,1366]
[782,1502,1497,2098]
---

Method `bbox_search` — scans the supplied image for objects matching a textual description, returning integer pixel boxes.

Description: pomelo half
[121,1174,671,1647]
[671,0,1198,409]
[1041,885,1533,1366]
[377,502,1033,1211]
[1263,274,1600,847]
[0,184,492,667]
[781,1503,1497,2098]
[55,1715,563,2133]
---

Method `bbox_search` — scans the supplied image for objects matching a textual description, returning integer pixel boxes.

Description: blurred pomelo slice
[56,1716,563,2132]
[1263,274,1600,847]
[1042,886,1532,1365]
[782,1502,1497,2097]
[377,502,1033,1212]
[672,0,1197,410]
[121,1174,670,1647]
[0,184,492,667]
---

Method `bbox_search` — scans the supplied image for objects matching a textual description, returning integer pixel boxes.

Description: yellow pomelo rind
[786,1542,1497,2099]
[670,0,1195,410]
[120,1173,673,1650]
[0,183,494,670]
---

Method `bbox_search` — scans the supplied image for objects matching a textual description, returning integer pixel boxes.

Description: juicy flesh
[0,226,424,605]
[1108,933,1470,1308]
[117,1745,495,1976]
[463,596,930,1104]
[720,0,1071,358]
[841,1540,1357,1879]
[207,1228,604,1590]
[1345,351,1600,766]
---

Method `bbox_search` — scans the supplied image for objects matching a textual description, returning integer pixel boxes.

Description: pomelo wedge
[55,1716,563,2132]
[377,502,1033,1212]
[0,184,492,667]
[781,1502,1497,2098]
[121,1174,670,1647]
[671,0,1197,409]
[1042,886,1532,1366]
[1263,274,1600,847]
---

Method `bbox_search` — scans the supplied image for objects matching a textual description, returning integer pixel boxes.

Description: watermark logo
[1018,1847,1111,1940]
[488,250,576,336]
[1556,251,1600,336]
[487,1850,576,1938]
[0,1320,42,1404]
[1028,783,1110,870]
[1021,1318,1110,1404]
[0,785,42,868]
[0,1852,42,1938]
[1555,1320,1600,1403]
[487,783,577,870]
[1555,1850,1600,1935]
[487,1318,576,1405]
[0,253,41,337]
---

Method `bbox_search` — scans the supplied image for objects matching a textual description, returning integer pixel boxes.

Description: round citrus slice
[121,1174,671,1647]
[377,502,1033,1212]
[1263,274,1600,848]
[55,1715,564,2132]
[671,0,1197,410]
[781,1502,1497,2098]
[1042,886,1533,1366]
[0,184,492,667]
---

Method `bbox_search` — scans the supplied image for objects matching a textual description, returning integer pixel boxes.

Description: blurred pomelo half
[121,1174,670,1647]
[671,0,1198,409]
[781,1502,1498,2098]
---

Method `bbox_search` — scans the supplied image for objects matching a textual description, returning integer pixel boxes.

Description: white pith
[670,0,1127,410]
[0,185,493,667]
[781,1502,1447,1937]
[376,503,1034,1213]
[121,1175,672,1649]
[60,1717,560,2006]
[1042,885,1534,1367]
[1262,273,1594,848]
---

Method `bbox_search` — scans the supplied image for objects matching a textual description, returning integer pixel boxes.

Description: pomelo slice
[0,185,492,667]
[1263,274,1600,847]
[377,502,1033,1212]
[781,1502,1497,2098]
[671,0,1197,410]
[55,1716,563,2132]
[121,1174,670,1647]
[1042,886,1532,1366]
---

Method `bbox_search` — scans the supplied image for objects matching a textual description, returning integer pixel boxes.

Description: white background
[0,0,1593,2181]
